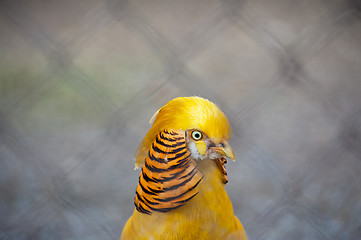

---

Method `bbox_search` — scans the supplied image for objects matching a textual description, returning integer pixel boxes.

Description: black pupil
[194,132,201,139]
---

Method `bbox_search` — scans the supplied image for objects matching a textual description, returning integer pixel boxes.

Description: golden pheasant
[121,96,247,240]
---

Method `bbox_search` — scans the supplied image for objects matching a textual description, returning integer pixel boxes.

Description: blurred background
[1,0,361,239]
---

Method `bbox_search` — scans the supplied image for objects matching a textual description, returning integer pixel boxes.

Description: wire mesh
[1,0,361,239]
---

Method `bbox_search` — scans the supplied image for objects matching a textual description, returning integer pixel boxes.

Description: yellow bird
[121,96,247,240]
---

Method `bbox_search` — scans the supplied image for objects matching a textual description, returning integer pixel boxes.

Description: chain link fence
[1,0,361,239]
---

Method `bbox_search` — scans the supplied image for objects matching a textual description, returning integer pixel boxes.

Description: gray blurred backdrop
[1,0,361,239]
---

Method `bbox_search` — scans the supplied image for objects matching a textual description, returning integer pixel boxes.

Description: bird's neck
[196,158,223,179]
[166,158,235,222]
[193,159,233,212]
[127,159,237,239]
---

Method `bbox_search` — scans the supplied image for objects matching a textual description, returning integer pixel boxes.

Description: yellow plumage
[121,96,247,240]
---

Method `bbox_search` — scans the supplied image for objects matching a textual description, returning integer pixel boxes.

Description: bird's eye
[191,130,204,141]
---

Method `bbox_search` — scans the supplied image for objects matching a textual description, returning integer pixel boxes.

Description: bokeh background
[1,0,361,239]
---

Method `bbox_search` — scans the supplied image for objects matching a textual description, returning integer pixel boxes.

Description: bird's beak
[213,141,235,161]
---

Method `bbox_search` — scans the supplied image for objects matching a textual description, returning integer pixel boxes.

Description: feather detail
[134,129,203,214]
[215,157,228,184]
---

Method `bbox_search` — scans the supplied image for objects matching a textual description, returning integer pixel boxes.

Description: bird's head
[135,96,235,168]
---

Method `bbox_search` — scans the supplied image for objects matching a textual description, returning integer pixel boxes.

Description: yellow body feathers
[121,97,247,240]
